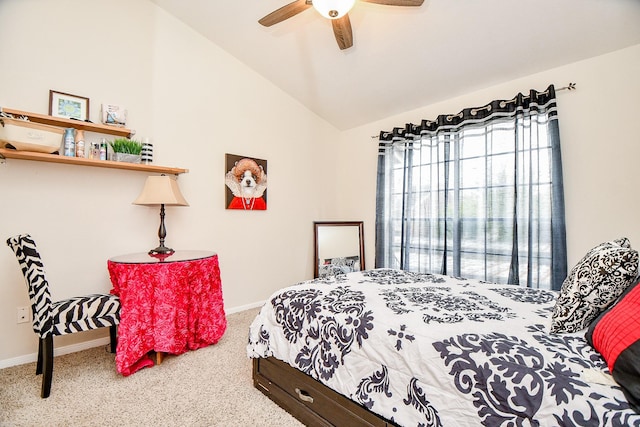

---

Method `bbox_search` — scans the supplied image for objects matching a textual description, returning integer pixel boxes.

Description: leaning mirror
[314,221,365,278]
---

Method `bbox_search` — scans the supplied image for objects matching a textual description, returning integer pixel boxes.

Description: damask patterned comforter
[247,269,640,427]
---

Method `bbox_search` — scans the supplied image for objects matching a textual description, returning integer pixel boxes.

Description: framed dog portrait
[225,154,267,210]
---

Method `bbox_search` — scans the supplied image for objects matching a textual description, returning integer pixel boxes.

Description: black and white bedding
[247,269,640,427]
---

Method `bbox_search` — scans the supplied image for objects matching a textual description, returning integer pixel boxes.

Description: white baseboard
[0,336,111,370]
[225,300,265,314]
[0,302,266,369]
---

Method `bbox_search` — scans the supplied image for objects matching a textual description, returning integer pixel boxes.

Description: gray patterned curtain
[375,85,567,290]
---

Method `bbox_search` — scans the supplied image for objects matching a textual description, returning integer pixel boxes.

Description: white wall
[0,0,340,364]
[339,44,640,271]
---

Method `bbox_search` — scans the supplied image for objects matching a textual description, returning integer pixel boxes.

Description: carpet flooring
[0,308,303,427]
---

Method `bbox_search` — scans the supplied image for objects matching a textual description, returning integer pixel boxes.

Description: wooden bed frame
[253,357,397,427]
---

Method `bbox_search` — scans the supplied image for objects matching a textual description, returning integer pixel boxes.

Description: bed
[247,268,640,426]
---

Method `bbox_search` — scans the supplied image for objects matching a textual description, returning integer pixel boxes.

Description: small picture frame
[101,103,127,126]
[49,90,90,121]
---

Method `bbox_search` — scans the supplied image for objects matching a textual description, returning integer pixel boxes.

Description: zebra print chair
[6,234,121,398]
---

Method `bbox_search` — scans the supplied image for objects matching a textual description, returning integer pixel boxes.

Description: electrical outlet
[16,306,29,324]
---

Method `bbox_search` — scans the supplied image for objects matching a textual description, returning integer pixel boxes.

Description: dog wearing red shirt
[225,157,267,210]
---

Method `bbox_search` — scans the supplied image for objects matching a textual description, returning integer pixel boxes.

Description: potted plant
[109,138,142,163]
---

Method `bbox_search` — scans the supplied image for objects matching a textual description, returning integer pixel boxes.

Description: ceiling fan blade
[258,0,311,27]
[361,0,424,6]
[332,14,353,50]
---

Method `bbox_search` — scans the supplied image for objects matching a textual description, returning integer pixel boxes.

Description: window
[375,86,567,290]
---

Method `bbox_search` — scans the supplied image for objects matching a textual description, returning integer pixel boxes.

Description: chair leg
[40,336,53,398]
[109,325,117,354]
[36,338,44,375]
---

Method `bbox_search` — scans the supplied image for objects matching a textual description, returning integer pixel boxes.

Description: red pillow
[586,276,640,413]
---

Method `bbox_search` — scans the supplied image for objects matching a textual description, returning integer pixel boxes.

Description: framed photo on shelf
[48,90,90,121]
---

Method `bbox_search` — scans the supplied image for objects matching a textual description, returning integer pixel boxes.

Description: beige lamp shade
[133,175,188,256]
[133,175,189,206]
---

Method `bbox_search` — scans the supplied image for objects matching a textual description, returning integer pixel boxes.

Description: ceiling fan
[259,0,424,50]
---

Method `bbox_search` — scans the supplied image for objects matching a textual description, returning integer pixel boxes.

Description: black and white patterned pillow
[550,238,639,334]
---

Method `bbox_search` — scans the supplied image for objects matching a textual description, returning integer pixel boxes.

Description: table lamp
[133,175,189,255]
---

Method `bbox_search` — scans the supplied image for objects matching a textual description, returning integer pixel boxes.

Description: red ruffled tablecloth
[108,254,226,376]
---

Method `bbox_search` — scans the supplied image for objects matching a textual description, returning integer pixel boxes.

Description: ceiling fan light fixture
[312,0,355,19]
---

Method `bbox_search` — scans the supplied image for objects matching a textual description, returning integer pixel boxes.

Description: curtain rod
[530,82,576,98]
[557,82,576,92]
[372,83,577,138]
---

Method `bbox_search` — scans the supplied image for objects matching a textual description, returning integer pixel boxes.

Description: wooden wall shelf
[1,107,134,138]
[0,107,188,175]
[0,148,188,175]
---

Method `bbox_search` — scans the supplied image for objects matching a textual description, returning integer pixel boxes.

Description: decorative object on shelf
[133,175,189,255]
[109,137,142,163]
[99,139,108,160]
[141,138,153,164]
[87,142,98,159]
[111,152,140,163]
[62,128,75,157]
[48,90,89,121]
[74,129,85,158]
[101,103,127,127]
[0,117,63,153]
[225,153,267,210]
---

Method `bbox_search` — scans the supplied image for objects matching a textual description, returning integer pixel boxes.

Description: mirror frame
[314,221,365,278]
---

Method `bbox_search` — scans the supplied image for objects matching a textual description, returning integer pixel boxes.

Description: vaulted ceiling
[150,0,640,130]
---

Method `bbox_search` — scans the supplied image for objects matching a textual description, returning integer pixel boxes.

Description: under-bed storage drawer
[253,357,393,427]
